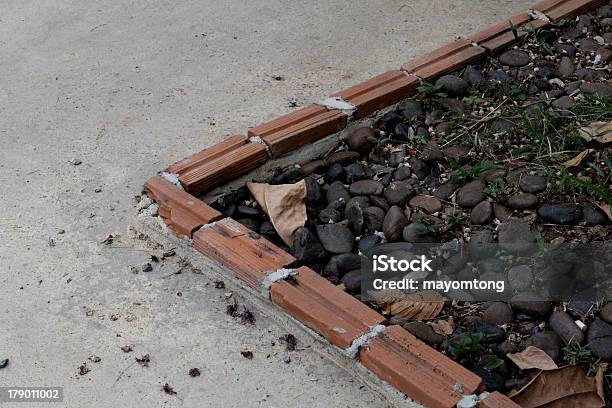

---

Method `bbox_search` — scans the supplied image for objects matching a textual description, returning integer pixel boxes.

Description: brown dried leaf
[578,121,612,143]
[596,203,612,221]
[247,181,307,246]
[510,366,605,408]
[431,317,455,336]
[507,346,558,371]
[368,290,444,321]
[562,149,594,167]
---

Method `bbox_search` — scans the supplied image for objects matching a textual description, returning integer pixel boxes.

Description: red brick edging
[142,1,606,406]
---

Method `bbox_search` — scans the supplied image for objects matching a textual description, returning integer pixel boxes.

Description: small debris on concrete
[162,383,176,395]
[101,234,114,245]
[279,334,297,351]
[162,249,175,258]
[0,358,9,369]
[68,157,82,165]
[189,368,200,377]
[282,356,291,364]
[141,263,153,273]
[241,350,253,359]
[78,364,90,375]
[135,354,150,367]
[120,345,133,353]
[214,280,225,289]
[88,355,101,363]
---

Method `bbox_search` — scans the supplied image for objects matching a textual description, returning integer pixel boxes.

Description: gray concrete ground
[0,1,532,406]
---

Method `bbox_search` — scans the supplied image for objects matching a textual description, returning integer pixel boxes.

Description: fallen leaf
[431,317,455,335]
[510,366,605,408]
[368,290,444,321]
[507,346,558,371]
[596,203,612,221]
[578,121,612,143]
[247,180,307,246]
[562,149,594,167]
[595,363,607,402]
[240,350,253,359]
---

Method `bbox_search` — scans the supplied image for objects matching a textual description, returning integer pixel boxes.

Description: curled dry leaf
[368,289,444,321]
[578,121,612,143]
[562,149,594,167]
[247,180,307,246]
[431,317,455,336]
[507,346,558,371]
[596,203,612,221]
[510,365,605,408]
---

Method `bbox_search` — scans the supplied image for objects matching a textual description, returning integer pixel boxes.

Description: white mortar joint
[261,268,298,298]
[344,324,386,359]
[316,96,357,118]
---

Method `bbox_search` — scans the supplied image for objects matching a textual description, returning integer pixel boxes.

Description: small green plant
[417,82,447,98]
[448,161,498,185]
[444,211,467,232]
[448,332,501,368]
[563,343,593,366]
[483,179,512,198]
[367,135,391,149]
[415,134,428,145]
[509,20,518,40]
[415,214,439,233]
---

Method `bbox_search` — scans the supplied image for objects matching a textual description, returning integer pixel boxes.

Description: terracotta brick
[401,38,485,81]
[331,71,420,119]
[479,392,521,408]
[179,142,268,195]
[533,0,608,21]
[469,13,549,53]
[144,176,223,237]
[193,218,296,289]
[360,325,482,408]
[270,267,386,349]
[166,134,247,175]
[248,104,347,157]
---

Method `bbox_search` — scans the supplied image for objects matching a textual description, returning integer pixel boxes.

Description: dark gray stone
[392,166,412,181]
[326,181,351,204]
[456,180,485,208]
[483,302,514,325]
[290,228,327,262]
[463,65,488,89]
[558,56,575,79]
[325,163,345,183]
[408,157,430,179]
[582,204,609,226]
[384,181,414,206]
[519,175,547,193]
[345,196,369,235]
[549,311,584,345]
[508,193,538,210]
[511,298,554,318]
[402,223,436,243]
[363,206,385,233]
[383,206,409,242]
[498,220,534,252]
[537,203,582,225]
[349,179,383,196]
[471,201,493,225]
[499,49,530,67]
[433,183,457,200]
[403,321,444,345]
[587,319,612,360]
[318,208,341,224]
[435,75,469,97]
[316,224,354,254]
[525,332,563,361]
[304,177,322,203]
[581,82,612,97]
[346,126,376,154]
[399,99,425,120]
[345,163,367,184]
[493,204,513,222]
[341,270,362,293]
